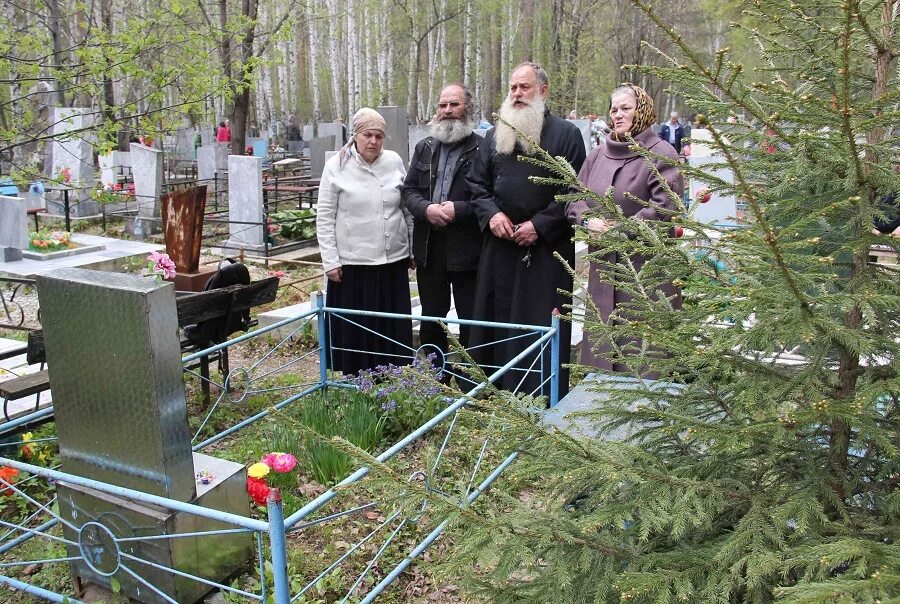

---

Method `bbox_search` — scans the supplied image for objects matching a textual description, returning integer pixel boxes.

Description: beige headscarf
[339,108,387,167]
[610,82,656,140]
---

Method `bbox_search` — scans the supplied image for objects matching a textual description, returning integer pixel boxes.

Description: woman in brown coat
[566,83,684,375]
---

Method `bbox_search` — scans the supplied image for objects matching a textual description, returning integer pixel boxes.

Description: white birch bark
[306,0,322,121]
[324,0,343,118]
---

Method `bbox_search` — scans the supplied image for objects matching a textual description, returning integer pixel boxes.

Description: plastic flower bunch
[146,251,177,281]
[245,452,298,506]
[0,466,19,497]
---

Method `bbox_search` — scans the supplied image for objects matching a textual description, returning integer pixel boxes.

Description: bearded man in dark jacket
[402,84,481,365]
[467,62,586,404]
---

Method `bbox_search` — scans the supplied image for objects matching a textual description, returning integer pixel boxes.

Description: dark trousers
[416,265,477,356]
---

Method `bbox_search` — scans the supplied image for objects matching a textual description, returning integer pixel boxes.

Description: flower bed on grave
[21,229,106,261]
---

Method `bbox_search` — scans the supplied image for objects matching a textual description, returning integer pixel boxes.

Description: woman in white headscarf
[316,108,414,374]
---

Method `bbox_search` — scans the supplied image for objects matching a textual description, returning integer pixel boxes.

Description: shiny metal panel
[37,268,195,500]
[57,454,251,604]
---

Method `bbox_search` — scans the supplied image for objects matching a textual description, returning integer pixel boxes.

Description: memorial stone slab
[377,106,410,166]
[50,107,97,217]
[0,195,29,250]
[197,145,217,181]
[224,155,265,251]
[570,119,592,154]
[214,142,230,172]
[408,125,430,158]
[302,124,315,140]
[200,126,215,146]
[130,143,164,235]
[174,127,196,160]
[317,124,345,150]
[310,135,336,178]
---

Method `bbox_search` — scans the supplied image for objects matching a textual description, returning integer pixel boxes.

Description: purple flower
[380,400,397,411]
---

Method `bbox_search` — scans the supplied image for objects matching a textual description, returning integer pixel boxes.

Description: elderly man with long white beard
[466,62,585,403]
[402,84,482,367]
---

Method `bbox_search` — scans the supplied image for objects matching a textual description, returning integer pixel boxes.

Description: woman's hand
[408,258,416,270]
[326,267,342,282]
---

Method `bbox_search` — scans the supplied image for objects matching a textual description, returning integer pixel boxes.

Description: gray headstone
[225,155,265,251]
[302,124,315,141]
[214,142,229,172]
[570,119,592,155]
[0,195,29,250]
[317,124,345,150]
[1,247,22,262]
[408,125,430,159]
[98,153,116,187]
[197,145,217,181]
[310,136,336,178]
[174,127,196,160]
[98,151,131,188]
[50,107,97,217]
[377,106,409,166]
[543,373,682,440]
[200,126,215,146]
[688,154,738,225]
[130,143,164,231]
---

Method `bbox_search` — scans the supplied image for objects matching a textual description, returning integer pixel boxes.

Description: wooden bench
[1,369,49,422]
[5,277,280,421]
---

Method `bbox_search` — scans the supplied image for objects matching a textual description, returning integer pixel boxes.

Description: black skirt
[324,260,413,376]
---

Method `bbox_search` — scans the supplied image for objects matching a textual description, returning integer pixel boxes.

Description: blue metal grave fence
[0,292,560,603]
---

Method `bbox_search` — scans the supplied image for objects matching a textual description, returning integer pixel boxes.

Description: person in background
[658,111,684,155]
[316,108,414,375]
[402,84,481,366]
[566,83,684,378]
[216,120,231,143]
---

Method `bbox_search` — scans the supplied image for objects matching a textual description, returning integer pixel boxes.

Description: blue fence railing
[0,292,561,603]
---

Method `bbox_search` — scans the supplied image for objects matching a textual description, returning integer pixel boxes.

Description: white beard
[494,96,545,155]
[430,115,475,144]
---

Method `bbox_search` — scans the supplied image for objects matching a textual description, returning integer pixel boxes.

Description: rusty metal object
[161,185,207,273]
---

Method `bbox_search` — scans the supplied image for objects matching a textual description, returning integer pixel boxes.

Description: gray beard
[430,116,475,144]
[494,97,545,155]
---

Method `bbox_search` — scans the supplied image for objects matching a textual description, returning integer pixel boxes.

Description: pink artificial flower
[268,270,286,278]
[261,453,278,467]
[59,167,72,183]
[271,453,297,473]
[148,251,177,280]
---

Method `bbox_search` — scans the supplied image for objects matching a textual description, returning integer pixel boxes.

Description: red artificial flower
[0,466,20,496]
[246,476,270,505]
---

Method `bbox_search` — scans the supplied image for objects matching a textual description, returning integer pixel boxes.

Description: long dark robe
[466,111,586,402]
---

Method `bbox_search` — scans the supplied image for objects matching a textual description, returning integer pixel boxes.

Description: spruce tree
[425,0,900,602]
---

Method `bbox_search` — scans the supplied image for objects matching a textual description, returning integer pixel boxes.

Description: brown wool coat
[566,127,684,374]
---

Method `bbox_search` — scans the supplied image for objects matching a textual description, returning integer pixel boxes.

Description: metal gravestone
[161,185,216,291]
[377,106,409,166]
[37,269,251,603]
